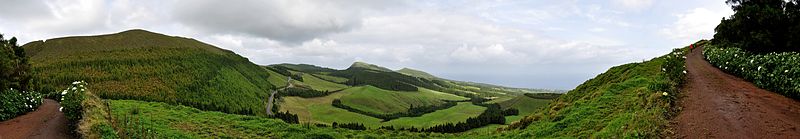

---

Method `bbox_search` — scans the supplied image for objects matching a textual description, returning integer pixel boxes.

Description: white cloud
[614,0,654,10]
[660,8,733,44]
[0,0,734,89]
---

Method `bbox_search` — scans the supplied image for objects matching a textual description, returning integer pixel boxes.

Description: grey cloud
[0,0,51,20]
[173,0,404,44]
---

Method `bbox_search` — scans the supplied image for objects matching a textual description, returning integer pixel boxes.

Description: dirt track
[675,46,800,138]
[0,99,73,139]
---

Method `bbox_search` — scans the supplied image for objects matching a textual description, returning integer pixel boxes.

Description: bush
[704,45,800,99]
[0,89,42,121]
[61,81,88,124]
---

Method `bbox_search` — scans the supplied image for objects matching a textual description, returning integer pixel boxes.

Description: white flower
[80,89,85,92]
[662,68,666,72]
[72,81,81,85]
[662,92,669,96]
[750,59,754,63]
[758,66,762,71]
[71,87,77,90]
[726,62,729,64]
[683,70,687,74]
[785,70,789,73]
[61,90,67,95]
[59,107,63,112]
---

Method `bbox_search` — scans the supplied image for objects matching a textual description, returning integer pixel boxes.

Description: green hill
[23,29,277,115]
[396,68,438,79]
[502,48,688,138]
[348,61,394,72]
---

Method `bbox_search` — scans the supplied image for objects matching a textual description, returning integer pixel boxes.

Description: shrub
[704,45,800,99]
[0,88,43,121]
[60,81,118,139]
[61,81,88,124]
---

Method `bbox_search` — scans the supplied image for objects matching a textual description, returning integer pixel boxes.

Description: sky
[0,0,733,90]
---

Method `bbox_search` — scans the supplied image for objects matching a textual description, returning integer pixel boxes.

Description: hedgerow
[704,45,800,99]
[0,89,42,121]
[60,81,118,139]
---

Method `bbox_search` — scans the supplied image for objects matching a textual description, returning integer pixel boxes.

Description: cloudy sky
[0,0,733,90]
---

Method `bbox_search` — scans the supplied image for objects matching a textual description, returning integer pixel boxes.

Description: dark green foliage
[22,29,276,116]
[416,103,506,133]
[331,98,461,121]
[502,108,519,116]
[279,87,336,98]
[331,122,367,130]
[714,0,800,53]
[0,33,32,92]
[271,63,338,74]
[705,45,800,99]
[269,111,299,124]
[0,89,42,121]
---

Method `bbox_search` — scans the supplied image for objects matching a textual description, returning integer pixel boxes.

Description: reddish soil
[675,46,800,138]
[0,99,73,139]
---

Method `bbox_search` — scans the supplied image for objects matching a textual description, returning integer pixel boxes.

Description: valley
[2,1,799,137]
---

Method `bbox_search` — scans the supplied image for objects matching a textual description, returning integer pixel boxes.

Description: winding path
[0,99,73,139]
[266,77,293,115]
[675,46,800,138]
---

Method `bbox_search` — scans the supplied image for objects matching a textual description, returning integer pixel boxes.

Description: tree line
[714,0,800,53]
[278,87,336,98]
[331,122,367,130]
[331,99,466,121]
[269,110,299,124]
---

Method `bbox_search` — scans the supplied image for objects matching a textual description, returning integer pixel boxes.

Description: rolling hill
[501,47,688,138]
[22,29,278,115]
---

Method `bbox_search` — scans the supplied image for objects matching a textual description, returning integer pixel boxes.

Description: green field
[497,95,552,115]
[381,102,485,128]
[311,74,349,83]
[280,85,470,127]
[300,74,349,91]
[339,86,467,114]
[279,90,384,126]
[109,100,462,138]
[265,68,289,87]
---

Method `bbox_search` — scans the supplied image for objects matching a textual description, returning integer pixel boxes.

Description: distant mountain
[347,61,394,72]
[269,62,559,98]
[23,29,278,115]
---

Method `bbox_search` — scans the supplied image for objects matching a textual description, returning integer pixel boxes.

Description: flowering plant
[0,88,43,120]
[61,81,88,122]
[705,46,800,99]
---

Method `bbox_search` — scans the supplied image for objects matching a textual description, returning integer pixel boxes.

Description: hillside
[397,68,438,79]
[501,48,687,138]
[22,29,277,115]
[268,62,562,131]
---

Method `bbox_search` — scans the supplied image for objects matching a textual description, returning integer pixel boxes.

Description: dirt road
[0,99,73,139]
[675,46,800,138]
